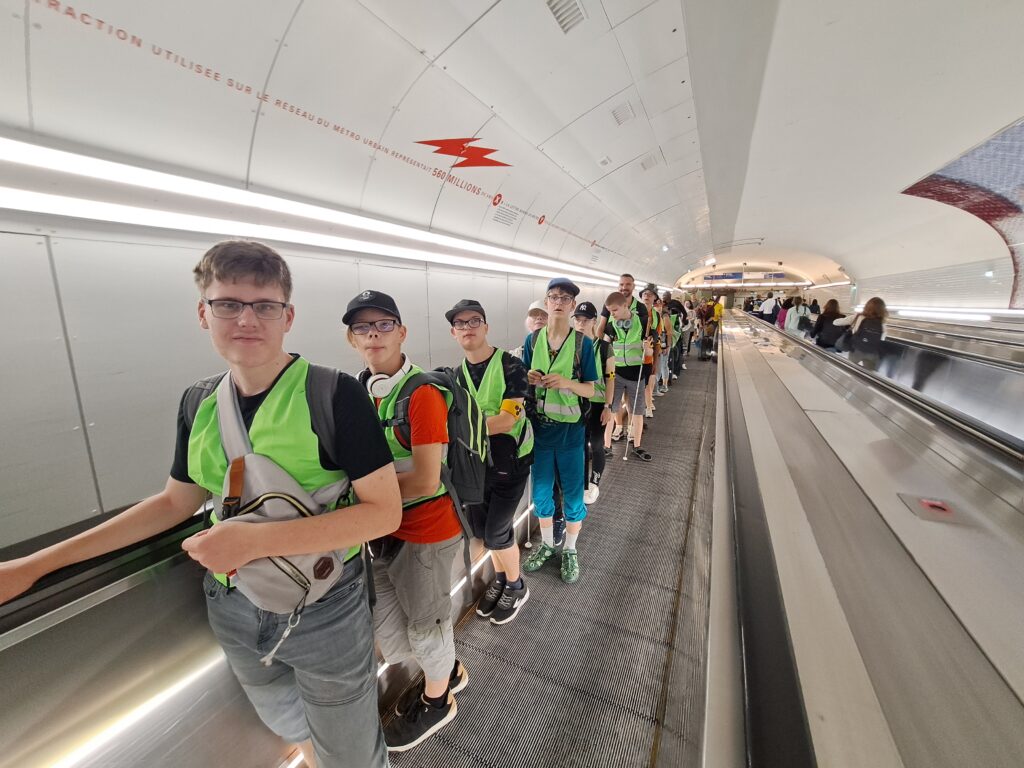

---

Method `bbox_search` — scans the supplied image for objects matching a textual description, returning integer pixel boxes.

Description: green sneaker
[560,549,580,583]
[523,542,557,572]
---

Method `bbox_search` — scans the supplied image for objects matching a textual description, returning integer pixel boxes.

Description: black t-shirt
[170,356,393,485]
[460,349,529,399]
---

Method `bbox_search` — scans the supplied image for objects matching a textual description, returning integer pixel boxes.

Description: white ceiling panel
[601,0,659,28]
[637,58,693,119]
[27,0,294,180]
[249,0,428,210]
[650,100,695,145]
[613,0,686,79]
[355,0,482,61]
[0,0,29,129]
[361,64,494,228]
[662,131,701,165]
[436,2,630,146]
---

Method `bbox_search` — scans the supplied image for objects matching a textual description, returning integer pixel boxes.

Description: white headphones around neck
[615,318,633,330]
[363,354,413,398]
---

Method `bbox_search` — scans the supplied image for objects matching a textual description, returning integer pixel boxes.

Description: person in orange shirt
[344,290,467,754]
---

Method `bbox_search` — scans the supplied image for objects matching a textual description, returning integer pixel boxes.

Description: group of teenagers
[0,241,703,768]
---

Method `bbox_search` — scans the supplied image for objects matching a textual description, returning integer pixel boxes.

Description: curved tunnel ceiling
[1,0,1022,301]
[0,0,710,287]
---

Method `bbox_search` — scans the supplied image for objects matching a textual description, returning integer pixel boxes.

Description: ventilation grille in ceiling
[547,0,586,33]
[639,153,660,171]
[611,101,635,126]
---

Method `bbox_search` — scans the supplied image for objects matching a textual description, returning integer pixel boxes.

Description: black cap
[572,301,598,319]
[445,299,487,325]
[342,289,401,325]
[641,283,659,297]
[547,277,580,297]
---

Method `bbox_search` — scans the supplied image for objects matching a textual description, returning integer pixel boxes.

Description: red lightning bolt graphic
[417,138,511,168]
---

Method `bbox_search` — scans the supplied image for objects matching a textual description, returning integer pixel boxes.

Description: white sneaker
[645,406,654,418]
[682,363,687,370]
[654,389,666,397]
[583,483,600,504]
[671,373,679,380]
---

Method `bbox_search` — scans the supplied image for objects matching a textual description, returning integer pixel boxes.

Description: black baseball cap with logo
[342,289,402,325]
[572,301,598,319]
[445,299,487,325]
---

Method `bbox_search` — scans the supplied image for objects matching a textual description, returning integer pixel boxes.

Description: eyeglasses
[204,298,289,320]
[546,293,574,305]
[350,319,398,335]
[452,317,485,330]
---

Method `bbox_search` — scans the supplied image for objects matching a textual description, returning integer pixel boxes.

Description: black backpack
[851,317,884,355]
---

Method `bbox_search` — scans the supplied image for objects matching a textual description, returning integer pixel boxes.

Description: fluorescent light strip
[0,187,619,287]
[688,281,810,288]
[897,310,993,322]
[855,304,1024,317]
[51,651,225,768]
[0,137,645,285]
[811,280,852,289]
[281,754,305,768]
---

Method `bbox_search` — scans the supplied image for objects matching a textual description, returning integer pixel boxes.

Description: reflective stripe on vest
[531,328,582,423]
[187,357,359,583]
[375,364,450,508]
[460,350,534,458]
[590,340,608,403]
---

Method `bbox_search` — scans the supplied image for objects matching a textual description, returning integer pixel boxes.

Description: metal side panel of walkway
[390,359,718,768]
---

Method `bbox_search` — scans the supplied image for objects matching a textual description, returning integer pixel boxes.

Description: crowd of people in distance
[748,291,888,371]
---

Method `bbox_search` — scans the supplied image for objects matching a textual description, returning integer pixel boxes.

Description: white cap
[527,299,547,315]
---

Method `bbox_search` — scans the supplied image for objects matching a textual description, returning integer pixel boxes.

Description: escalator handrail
[738,313,1024,462]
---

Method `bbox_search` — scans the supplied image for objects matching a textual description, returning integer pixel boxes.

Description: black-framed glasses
[350,319,398,335]
[546,293,574,305]
[204,298,289,320]
[452,317,485,330]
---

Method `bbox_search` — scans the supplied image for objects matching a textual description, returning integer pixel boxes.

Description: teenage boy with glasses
[446,299,533,625]
[0,241,402,768]
[343,290,467,753]
[520,279,599,584]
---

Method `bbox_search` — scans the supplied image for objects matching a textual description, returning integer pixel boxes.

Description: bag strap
[306,363,341,467]
[183,373,225,433]
[215,373,253,460]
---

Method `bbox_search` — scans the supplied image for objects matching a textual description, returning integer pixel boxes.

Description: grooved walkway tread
[391,359,717,768]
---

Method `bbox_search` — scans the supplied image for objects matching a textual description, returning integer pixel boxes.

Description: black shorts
[642,363,653,381]
[468,462,531,550]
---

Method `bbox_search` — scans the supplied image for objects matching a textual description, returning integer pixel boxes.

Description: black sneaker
[476,579,505,617]
[631,446,653,462]
[395,661,468,716]
[385,692,457,752]
[490,583,530,625]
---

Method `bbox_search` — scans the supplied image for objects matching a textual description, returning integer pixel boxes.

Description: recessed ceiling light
[661,245,669,252]
[984,270,994,277]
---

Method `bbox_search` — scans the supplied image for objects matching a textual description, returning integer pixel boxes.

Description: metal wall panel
[0,0,30,130]
[284,252,362,374]
[50,238,221,512]
[0,234,98,547]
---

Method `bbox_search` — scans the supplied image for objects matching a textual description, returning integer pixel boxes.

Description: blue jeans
[531,420,587,523]
[203,557,388,768]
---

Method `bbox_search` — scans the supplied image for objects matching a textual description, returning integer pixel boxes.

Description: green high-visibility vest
[187,357,360,582]
[459,350,534,458]
[611,311,645,367]
[375,364,450,508]
[531,327,583,423]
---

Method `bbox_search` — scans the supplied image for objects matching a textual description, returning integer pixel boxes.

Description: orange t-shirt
[382,385,462,544]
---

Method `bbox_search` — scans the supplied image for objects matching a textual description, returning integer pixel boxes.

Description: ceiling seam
[22,0,34,131]
[243,0,305,190]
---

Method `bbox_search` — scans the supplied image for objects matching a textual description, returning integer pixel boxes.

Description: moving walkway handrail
[739,313,1024,463]
[881,332,1024,372]
[886,322,1024,348]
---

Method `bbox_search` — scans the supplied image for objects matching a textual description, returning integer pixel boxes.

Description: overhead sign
[760,272,787,279]
[705,272,743,280]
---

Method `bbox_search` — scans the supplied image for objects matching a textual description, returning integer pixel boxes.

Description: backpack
[851,317,884,355]
[384,367,489,571]
[797,307,813,332]
[525,328,590,421]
